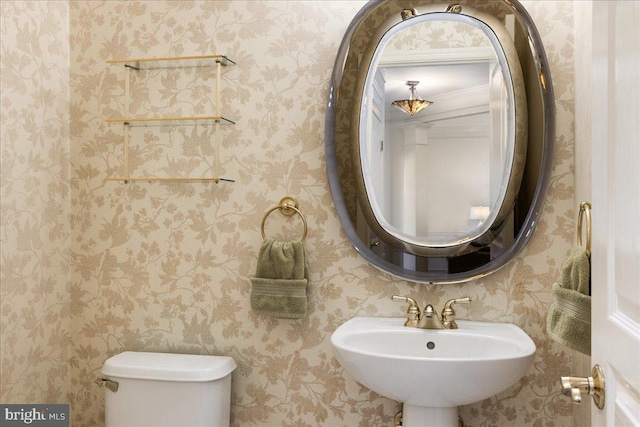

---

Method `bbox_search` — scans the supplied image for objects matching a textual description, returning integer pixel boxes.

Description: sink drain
[426,341,435,350]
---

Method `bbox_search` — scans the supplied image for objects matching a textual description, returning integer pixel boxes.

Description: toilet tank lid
[101,351,237,382]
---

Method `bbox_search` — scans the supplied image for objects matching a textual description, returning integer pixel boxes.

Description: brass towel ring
[577,201,592,258]
[261,197,307,242]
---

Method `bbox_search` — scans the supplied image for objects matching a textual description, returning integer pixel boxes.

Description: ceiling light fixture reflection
[392,81,433,116]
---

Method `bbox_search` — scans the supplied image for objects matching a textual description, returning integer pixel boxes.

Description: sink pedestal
[402,404,458,427]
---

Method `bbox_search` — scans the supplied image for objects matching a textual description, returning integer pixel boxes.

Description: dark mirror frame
[325,0,555,284]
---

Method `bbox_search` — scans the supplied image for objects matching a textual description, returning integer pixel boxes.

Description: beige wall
[0,1,71,403]
[2,1,578,426]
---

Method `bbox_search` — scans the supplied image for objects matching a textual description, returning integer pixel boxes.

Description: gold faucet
[417,304,444,329]
[392,296,471,329]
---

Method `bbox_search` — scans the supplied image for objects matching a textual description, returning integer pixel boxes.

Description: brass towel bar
[578,201,592,258]
[261,197,307,242]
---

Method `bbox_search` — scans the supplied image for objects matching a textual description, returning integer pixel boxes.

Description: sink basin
[331,317,536,427]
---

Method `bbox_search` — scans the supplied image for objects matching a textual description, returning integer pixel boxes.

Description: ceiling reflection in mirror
[325,1,555,283]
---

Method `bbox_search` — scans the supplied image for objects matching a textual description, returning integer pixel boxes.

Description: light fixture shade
[392,99,433,116]
[392,80,432,116]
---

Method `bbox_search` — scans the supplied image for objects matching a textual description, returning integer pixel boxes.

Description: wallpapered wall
[0,0,71,404]
[1,1,577,426]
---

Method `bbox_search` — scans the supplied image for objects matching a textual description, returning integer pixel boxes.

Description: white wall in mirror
[360,13,517,250]
[366,58,503,245]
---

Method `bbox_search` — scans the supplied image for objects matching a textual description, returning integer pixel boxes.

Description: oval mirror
[325,0,555,283]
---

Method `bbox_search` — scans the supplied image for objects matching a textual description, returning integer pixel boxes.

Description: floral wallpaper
[1,1,578,426]
[0,1,71,403]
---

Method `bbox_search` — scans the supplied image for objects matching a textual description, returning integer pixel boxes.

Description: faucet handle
[392,295,420,327]
[442,297,471,329]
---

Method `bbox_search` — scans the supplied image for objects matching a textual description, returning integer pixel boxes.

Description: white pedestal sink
[331,317,536,427]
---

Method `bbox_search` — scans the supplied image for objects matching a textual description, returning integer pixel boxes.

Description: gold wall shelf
[105,54,235,183]
[105,116,235,127]
[106,54,235,70]
[105,177,235,183]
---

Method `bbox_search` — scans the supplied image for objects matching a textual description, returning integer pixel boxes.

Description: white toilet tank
[101,351,236,427]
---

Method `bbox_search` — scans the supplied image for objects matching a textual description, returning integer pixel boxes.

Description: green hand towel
[561,248,590,295]
[547,249,591,355]
[250,237,308,319]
